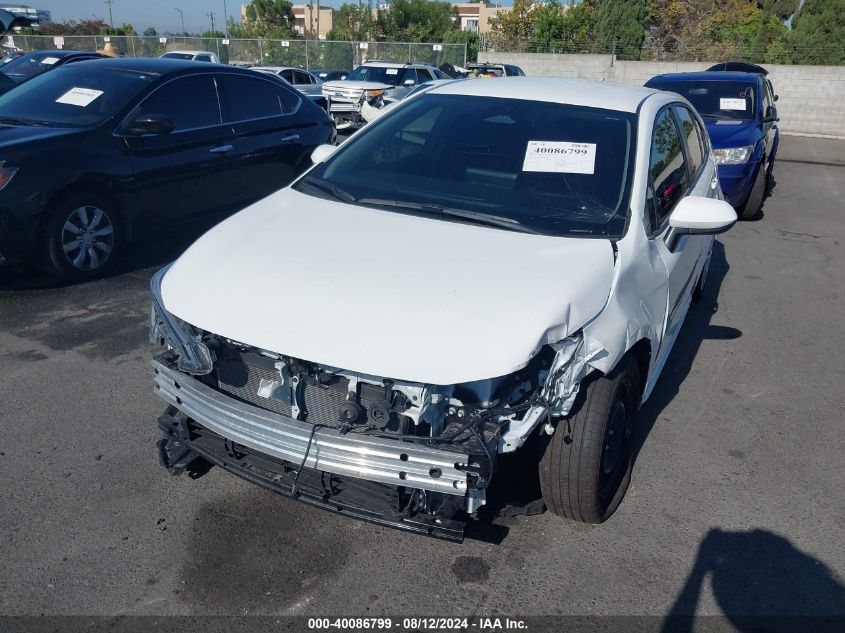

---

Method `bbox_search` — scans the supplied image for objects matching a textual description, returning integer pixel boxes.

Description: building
[1,4,51,24]
[240,3,333,40]
[452,2,507,35]
[291,5,333,40]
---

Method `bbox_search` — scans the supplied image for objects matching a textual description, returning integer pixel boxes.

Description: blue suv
[645,65,779,220]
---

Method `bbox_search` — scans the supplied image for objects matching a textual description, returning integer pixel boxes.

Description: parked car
[252,66,323,95]
[159,50,219,63]
[0,50,107,95]
[360,78,458,124]
[467,62,525,78]
[322,61,449,130]
[0,58,334,279]
[645,70,779,220]
[310,68,348,82]
[150,77,736,540]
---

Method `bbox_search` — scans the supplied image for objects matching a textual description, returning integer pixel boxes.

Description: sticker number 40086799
[522,140,597,175]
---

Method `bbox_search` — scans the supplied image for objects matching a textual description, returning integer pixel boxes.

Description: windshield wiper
[0,116,51,127]
[701,113,739,120]
[297,177,357,203]
[357,198,543,234]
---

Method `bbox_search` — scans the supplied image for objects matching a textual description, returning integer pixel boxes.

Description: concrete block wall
[484,52,845,137]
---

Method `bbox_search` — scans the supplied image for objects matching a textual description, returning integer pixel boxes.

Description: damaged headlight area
[149,266,214,375]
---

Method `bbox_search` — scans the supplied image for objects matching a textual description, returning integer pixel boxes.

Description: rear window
[1,51,67,79]
[650,80,756,121]
[161,52,197,60]
[0,65,154,127]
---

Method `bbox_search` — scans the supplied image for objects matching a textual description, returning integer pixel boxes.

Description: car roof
[20,50,99,58]
[161,50,214,56]
[647,71,762,83]
[69,57,226,74]
[255,66,311,72]
[429,77,658,113]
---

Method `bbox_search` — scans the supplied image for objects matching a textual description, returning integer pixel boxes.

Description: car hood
[0,123,81,149]
[161,188,616,385]
[323,80,393,92]
[704,118,761,148]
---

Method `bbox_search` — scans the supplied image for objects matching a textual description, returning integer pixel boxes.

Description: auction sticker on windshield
[41,56,60,65]
[522,140,596,174]
[719,97,746,110]
[55,87,104,107]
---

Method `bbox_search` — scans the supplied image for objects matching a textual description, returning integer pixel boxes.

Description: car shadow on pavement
[661,528,845,631]
[633,240,741,461]
[0,217,221,292]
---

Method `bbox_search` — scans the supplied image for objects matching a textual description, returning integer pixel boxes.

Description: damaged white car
[150,78,736,541]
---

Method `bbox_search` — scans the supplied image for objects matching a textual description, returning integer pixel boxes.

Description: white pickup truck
[322,61,447,130]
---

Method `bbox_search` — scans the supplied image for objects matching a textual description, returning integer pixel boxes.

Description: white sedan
[149,78,735,539]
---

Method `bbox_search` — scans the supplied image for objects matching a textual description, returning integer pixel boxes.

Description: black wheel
[41,193,122,280]
[539,355,641,523]
[738,159,767,221]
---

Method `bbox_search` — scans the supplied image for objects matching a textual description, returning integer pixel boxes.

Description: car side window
[417,68,434,82]
[134,75,221,132]
[218,74,298,122]
[195,54,212,62]
[294,70,312,84]
[400,68,418,85]
[280,69,295,83]
[646,109,690,234]
[672,106,705,179]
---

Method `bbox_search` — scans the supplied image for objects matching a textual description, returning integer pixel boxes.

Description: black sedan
[0,58,334,279]
[0,50,107,95]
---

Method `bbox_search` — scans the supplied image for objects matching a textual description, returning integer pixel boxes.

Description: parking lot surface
[1,136,843,619]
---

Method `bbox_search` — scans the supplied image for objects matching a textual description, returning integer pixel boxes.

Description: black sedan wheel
[43,194,122,280]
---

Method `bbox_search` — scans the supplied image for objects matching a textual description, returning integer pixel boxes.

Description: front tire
[41,193,122,281]
[738,159,767,220]
[539,355,641,523]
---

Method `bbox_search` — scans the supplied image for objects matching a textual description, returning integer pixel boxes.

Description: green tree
[530,0,596,52]
[442,29,479,62]
[102,23,137,36]
[594,0,646,59]
[376,0,456,42]
[787,0,845,64]
[143,26,157,37]
[328,3,377,41]
[243,0,295,38]
[489,0,536,47]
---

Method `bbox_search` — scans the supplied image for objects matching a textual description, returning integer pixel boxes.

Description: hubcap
[61,205,114,271]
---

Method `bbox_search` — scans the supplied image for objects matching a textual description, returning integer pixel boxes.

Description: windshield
[294,94,636,237]
[1,51,67,80]
[653,80,757,120]
[0,65,155,127]
[161,52,197,60]
[345,65,407,86]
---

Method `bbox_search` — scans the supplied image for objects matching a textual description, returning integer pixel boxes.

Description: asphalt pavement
[1,136,843,622]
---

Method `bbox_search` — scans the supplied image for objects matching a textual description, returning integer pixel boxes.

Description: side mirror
[763,105,779,123]
[403,79,416,87]
[774,94,779,102]
[311,144,337,164]
[665,196,737,251]
[125,113,174,136]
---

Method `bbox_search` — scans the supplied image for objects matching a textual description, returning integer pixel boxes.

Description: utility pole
[316,0,320,40]
[222,0,229,37]
[207,11,216,34]
[104,0,114,27]
[175,7,185,35]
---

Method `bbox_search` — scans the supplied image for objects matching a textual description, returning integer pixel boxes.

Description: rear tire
[41,192,123,281]
[539,355,641,523]
[738,159,766,220]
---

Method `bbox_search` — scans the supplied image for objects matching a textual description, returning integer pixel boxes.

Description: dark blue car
[645,69,779,220]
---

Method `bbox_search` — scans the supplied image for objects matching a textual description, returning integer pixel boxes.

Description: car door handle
[209,144,233,154]
[280,133,301,144]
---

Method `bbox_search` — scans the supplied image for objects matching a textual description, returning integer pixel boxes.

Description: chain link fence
[4,34,468,69]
